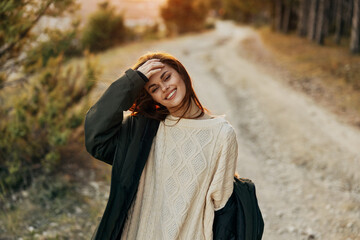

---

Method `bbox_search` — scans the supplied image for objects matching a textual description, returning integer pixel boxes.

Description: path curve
[99,20,360,240]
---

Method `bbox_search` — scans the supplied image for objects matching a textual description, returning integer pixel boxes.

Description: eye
[151,87,159,93]
[164,74,171,81]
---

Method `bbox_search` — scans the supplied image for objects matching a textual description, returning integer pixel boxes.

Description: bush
[160,0,210,35]
[24,24,83,74]
[0,53,99,194]
[141,23,161,40]
[81,1,129,52]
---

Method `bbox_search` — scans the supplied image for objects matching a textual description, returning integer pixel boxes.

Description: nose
[160,82,169,92]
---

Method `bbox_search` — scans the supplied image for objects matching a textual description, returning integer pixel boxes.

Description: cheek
[178,79,187,93]
[149,92,162,102]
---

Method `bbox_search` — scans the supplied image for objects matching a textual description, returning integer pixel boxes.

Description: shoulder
[124,113,159,127]
[124,113,160,135]
[213,121,238,160]
[217,118,237,140]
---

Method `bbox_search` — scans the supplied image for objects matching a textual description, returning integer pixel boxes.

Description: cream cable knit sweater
[121,115,238,240]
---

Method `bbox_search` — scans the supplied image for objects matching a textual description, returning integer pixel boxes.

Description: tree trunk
[316,0,330,45]
[350,0,360,53]
[307,0,319,40]
[270,0,277,30]
[282,0,293,33]
[344,0,354,35]
[298,0,310,37]
[275,0,284,31]
[334,0,344,44]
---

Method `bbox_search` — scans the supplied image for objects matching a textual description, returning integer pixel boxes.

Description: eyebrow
[148,71,168,90]
[160,71,168,80]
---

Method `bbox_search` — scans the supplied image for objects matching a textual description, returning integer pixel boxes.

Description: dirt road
[96,21,360,239]
[141,21,360,240]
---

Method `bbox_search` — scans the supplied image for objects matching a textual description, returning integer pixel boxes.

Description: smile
[165,89,177,100]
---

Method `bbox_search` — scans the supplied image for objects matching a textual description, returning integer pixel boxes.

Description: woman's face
[144,63,186,112]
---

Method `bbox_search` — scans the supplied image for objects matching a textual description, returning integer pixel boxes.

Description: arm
[203,123,238,239]
[208,124,238,211]
[84,69,145,165]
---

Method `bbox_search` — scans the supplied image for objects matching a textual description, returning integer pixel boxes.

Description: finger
[139,60,162,70]
[149,62,165,69]
[145,60,163,69]
[146,68,162,79]
[141,63,164,74]
[138,63,163,76]
[147,58,160,62]
[142,59,160,67]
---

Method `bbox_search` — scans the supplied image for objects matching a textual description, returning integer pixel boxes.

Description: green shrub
[24,25,83,74]
[81,1,128,52]
[29,174,73,206]
[0,53,99,194]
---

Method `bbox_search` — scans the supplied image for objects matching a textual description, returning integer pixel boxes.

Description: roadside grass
[0,135,110,239]
[256,27,360,128]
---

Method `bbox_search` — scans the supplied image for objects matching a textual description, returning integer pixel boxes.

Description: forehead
[147,64,174,83]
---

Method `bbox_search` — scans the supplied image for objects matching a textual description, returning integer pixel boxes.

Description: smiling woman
[85,52,239,240]
[129,52,208,121]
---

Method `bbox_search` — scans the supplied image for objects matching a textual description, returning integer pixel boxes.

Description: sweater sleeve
[84,68,145,165]
[203,122,238,240]
[208,123,238,210]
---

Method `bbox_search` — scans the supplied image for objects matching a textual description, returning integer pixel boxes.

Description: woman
[85,52,238,240]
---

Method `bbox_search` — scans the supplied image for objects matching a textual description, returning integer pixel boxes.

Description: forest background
[1,0,360,239]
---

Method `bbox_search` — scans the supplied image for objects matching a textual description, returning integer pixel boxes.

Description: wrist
[136,70,149,82]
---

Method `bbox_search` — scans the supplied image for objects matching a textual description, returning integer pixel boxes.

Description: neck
[168,99,203,119]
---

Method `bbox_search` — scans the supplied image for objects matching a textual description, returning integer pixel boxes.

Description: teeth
[166,89,176,99]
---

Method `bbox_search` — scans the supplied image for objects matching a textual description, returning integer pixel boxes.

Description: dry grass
[254,27,360,128]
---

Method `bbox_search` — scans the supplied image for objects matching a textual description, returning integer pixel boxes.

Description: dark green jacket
[84,69,160,240]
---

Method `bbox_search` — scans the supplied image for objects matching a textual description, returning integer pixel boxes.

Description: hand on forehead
[137,59,165,80]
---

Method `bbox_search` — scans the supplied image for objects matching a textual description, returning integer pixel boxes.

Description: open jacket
[84,69,256,240]
[85,69,159,240]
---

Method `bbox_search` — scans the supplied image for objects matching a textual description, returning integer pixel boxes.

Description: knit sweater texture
[120,115,238,240]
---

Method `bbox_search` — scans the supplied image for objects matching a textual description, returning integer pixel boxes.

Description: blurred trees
[160,0,210,34]
[350,0,360,53]
[273,0,360,53]
[212,0,360,54]
[82,1,130,52]
[221,0,271,24]
[0,0,99,193]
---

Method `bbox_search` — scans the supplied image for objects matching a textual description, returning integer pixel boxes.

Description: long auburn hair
[129,52,206,121]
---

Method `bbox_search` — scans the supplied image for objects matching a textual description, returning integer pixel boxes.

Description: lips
[165,89,177,100]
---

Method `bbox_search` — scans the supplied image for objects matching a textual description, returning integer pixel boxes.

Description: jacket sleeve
[84,68,146,165]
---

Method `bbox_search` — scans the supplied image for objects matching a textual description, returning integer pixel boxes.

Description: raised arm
[84,69,145,165]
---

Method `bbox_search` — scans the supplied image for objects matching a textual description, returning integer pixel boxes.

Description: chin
[168,100,186,111]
